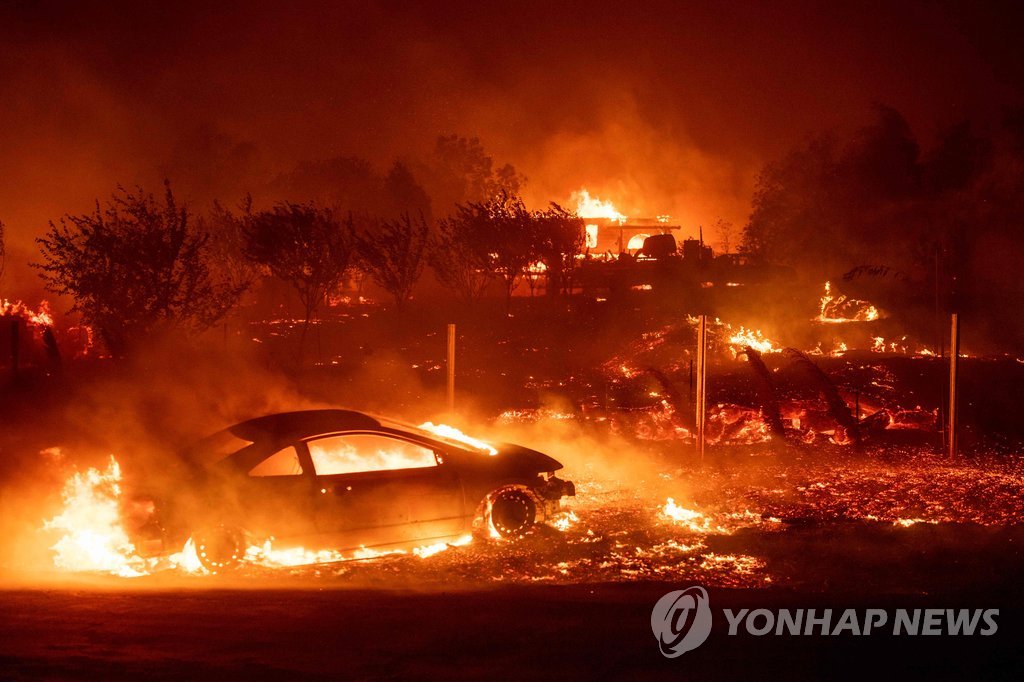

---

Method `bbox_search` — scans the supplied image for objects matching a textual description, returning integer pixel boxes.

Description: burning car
[131,410,575,571]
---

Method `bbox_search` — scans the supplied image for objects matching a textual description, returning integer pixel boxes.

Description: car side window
[307,434,437,476]
[249,446,303,477]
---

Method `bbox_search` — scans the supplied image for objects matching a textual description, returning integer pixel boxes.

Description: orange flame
[46,454,479,577]
[726,326,778,354]
[44,456,149,577]
[417,422,498,456]
[571,189,627,223]
[1,299,54,327]
[815,281,880,323]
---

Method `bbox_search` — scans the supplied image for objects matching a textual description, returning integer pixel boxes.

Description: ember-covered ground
[4,447,1024,678]
[4,305,1024,679]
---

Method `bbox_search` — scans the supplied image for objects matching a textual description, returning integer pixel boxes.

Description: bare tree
[34,182,244,355]
[431,190,538,312]
[430,135,526,212]
[713,217,735,255]
[356,213,429,309]
[242,202,355,353]
[204,197,259,302]
[480,191,538,313]
[429,214,492,303]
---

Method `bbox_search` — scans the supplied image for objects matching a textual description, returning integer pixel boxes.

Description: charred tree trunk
[42,326,62,369]
[783,348,860,444]
[741,346,785,438]
[644,368,693,430]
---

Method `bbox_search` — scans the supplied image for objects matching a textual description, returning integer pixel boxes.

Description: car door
[233,444,319,544]
[305,432,464,550]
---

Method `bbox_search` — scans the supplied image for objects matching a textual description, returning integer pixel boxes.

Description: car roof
[228,409,382,443]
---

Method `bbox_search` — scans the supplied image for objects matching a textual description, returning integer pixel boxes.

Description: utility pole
[948,313,960,459]
[446,323,456,412]
[695,314,708,464]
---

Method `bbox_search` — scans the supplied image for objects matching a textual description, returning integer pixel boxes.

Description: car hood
[492,443,564,473]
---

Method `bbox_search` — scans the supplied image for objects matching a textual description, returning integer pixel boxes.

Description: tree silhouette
[242,202,355,354]
[534,203,584,296]
[34,183,244,355]
[480,191,538,312]
[430,192,584,307]
[429,211,493,303]
[383,161,433,222]
[430,135,525,212]
[203,197,258,306]
[431,191,539,312]
[712,218,735,255]
[356,213,430,309]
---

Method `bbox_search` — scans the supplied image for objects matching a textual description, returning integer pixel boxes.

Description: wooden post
[948,313,960,459]
[446,323,456,412]
[695,314,707,463]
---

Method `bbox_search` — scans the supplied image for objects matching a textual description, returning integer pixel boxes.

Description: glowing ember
[245,541,356,567]
[44,456,148,577]
[571,189,626,223]
[413,534,473,558]
[417,422,498,455]
[727,326,778,354]
[550,510,579,532]
[698,553,767,577]
[660,498,722,533]
[815,281,880,323]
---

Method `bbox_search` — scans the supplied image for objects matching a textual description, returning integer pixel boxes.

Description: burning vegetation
[0,74,1021,607]
[4,194,1021,592]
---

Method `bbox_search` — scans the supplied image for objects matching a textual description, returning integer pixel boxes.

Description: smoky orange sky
[1,0,1022,297]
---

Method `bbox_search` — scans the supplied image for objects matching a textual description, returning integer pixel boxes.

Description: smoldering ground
[4,314,1024,595]
[4,310,1024,682]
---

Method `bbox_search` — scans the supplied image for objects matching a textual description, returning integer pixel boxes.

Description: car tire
[486,487,537,539]
[193,525,245,573]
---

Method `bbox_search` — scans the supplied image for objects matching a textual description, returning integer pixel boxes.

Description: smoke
[3,0,1018,301]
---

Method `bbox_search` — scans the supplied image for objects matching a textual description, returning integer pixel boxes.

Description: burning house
[583,216,683,256]
[573,189,682,256]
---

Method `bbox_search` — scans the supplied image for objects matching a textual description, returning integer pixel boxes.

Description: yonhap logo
[651,586,713,657]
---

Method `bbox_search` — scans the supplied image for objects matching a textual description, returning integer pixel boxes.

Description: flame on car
[417,422,498,455]
[43,457,150,577]
[44,455,479,577]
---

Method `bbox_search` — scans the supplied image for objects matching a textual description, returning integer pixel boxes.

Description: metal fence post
[446,323,456,412]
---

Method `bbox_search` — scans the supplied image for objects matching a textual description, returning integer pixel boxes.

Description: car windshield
[377,418,498,456]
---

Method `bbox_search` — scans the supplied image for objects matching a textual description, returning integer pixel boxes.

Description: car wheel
[193,525,245,573]
[487,487,537,539]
